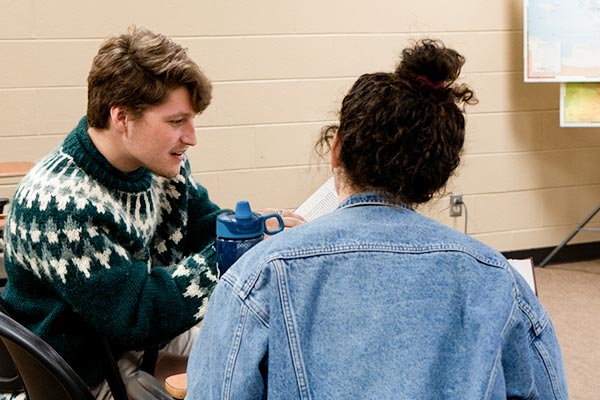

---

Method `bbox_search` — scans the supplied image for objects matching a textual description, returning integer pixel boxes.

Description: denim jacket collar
[337,191,413,212]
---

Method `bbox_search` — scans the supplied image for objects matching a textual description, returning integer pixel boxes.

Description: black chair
[0,299,22,394]
[0,327,22,394]
[0,198,8,214]
[1,197,9,289]
[0,311,95,399]
[0,299,171,400]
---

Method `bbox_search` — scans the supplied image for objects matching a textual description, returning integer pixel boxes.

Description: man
[1,25,301,399]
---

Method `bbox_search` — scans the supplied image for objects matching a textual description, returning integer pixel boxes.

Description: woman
[186,39,568,399]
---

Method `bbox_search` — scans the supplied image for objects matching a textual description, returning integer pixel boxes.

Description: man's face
[122,86,197,178]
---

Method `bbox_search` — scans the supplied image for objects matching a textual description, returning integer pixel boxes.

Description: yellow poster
[560,83,600,127]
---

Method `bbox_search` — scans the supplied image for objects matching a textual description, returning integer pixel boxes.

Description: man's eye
[170,119,184,125]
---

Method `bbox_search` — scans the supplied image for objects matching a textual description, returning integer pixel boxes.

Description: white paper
[508,258,537,295]
[294,177,338,222]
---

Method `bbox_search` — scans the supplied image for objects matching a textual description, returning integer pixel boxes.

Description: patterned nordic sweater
[1,116,221,387]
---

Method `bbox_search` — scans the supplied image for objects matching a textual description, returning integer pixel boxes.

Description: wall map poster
[524,0,600,82]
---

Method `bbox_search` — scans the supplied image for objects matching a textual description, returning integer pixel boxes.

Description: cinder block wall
[1,0,599,252]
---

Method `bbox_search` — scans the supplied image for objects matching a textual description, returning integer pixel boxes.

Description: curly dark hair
[316,39,477,205]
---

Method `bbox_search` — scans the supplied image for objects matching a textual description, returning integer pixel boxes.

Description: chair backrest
[0,330,22,393]
[0,340,21,392]
[0,312,95,400]
[0,298,171,400]
[0,198,9,214]
[0,300,23,393]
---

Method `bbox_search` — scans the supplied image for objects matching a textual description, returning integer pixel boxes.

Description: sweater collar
[62,116,153,193]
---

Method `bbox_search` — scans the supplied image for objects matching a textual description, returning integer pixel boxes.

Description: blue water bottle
[216,200,284,276]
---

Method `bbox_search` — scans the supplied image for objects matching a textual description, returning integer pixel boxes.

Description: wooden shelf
[0,161,35,178]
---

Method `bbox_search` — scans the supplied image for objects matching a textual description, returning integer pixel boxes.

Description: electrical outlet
[450,193,463,217]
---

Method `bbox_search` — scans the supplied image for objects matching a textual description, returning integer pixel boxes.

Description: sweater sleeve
[5,207,219,351]
[3,161,224,351]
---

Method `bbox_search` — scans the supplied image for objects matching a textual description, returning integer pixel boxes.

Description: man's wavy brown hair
[87,25,212,129]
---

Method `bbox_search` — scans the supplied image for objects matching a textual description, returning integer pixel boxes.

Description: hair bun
[395,39,465,89]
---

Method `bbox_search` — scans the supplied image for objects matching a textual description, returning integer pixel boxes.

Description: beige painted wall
[1,0,599,252]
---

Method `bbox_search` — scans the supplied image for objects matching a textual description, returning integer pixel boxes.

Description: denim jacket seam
[221,302,250,400]
[222,264,263,300]
[262,244,506,269]
[492,301,539,400]
[511,270,549,337]
[503,273,549,341]
[221,276,270,327]
[485,300,519,399]
[274,259,311,400]
[518,299,549,338]
[504,298,564,400]
[484,345,503,400]
[532,335,567,400]
[241,267,265,298]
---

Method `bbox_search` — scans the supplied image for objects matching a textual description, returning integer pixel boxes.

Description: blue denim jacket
[186,192,568,399]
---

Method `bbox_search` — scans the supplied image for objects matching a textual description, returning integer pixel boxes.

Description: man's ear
[109,106,128,133]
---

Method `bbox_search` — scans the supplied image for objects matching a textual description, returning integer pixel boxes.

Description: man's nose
[182,121,197,146]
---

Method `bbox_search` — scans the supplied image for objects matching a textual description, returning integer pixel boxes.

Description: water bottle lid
[216,200,264,239]
[234,200,252,219]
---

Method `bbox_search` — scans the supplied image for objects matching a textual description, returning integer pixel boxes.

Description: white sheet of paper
[508,258,537,295]
[294,177,338,222]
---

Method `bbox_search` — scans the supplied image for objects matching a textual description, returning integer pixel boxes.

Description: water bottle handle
[261,213,285,235]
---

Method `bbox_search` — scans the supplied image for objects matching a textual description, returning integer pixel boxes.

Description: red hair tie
[416,75,445,90]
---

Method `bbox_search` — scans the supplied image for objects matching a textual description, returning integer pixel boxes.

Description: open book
[294,177,338,222]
